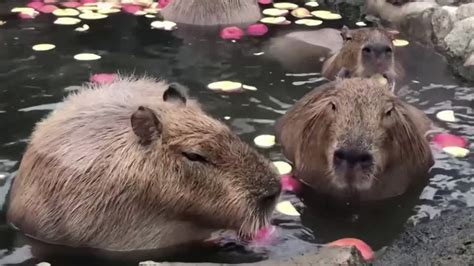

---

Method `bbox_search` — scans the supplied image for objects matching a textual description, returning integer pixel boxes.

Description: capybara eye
[362,47,371,54]
[182,152,208,163]
[385,47,393,54]
[330,102,337,111]
[385,108,393,117]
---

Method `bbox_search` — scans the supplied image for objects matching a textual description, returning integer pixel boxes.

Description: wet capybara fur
[161,0,261,26]
[7,77,281,252]
[322,26,404,89]
[275,78,433,201]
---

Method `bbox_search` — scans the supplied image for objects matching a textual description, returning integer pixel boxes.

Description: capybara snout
[7,76,280,252]
[276,78,433,201]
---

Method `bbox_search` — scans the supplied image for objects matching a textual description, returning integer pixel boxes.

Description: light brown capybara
[7,77,281,252]
[275,78,433,201]
[322,26,404,90]
[161,0,262,26]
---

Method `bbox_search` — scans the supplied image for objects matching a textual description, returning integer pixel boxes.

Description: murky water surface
[0,1,473,265]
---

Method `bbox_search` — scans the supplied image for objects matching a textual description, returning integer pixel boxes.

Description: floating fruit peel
[260,16,290,25]
[442,146,469,157]
[272,161,292,175]
[79,12,108,20]
[253,134,276,148]
[73,53,101,61]
[393,39,409,47]
[295,19,323,26]
[53,8,80,16]
[54,17,81,25]
[273,2,299,10]
[327,238,374,261]
[436,110,456,122]
[276,201,300,216]
[32,44,56,51]
[305,1,319,7]
[311,10,342,20]
[207,81,242,92]
[75,24,90,31]
[150,20,177,31]
[262,8,289,17]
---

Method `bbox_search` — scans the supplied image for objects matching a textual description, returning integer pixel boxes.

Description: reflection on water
[0,1,473,265]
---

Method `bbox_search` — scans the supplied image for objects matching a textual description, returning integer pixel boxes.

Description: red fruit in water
[122,4,142,14]
[80,0,97,3]
[27,2,44,10]
[327,238,374,261]
[280,174,301,193]
[38,5,58,14]
[220,26,245,40]
[247,23,269,37]
[258,0,273,4]
[90,73,118,84]
[432,133,467,148]
[159,0,172,8]
[62,1,81,8]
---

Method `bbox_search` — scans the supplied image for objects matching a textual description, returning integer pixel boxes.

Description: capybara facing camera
[275,78,433,202]
[7,77,281,252]
[322,26,404,89]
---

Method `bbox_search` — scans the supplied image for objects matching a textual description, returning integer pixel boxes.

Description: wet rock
[456,3,474,20]
[444,17,474,58]
[138,246,367,266]
[431,6,458,46]
[374,207,474,266]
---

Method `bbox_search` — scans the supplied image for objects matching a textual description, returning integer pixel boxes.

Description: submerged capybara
[322,26,404,89]
[7,77,281,252]
[275,78,433,201]
[161,0,261,26]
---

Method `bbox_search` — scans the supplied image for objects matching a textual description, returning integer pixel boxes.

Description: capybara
[161,0,261,26]
[322,26,404,90]
[7,77,281,252]
[275,78,433,201]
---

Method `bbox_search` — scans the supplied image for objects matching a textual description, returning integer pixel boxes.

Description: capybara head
[7,77,280,251]
[275,78,433,201]
[322,25,402,87]
[129,85,281,235]
[340,25,398,79]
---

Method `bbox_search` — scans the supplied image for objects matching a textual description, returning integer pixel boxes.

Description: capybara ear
[340,25,352,41]
[131,106,162,143]
[163,83,187,106]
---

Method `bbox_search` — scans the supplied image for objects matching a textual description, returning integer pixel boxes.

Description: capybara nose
[362,44,392,56]
[333,149,373,168]
[259,183,281,209]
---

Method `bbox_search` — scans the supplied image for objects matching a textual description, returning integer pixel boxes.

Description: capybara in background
[161,0,261,26]
[7,77,281,252]
[275,78,433,201]
[322,26,404,90]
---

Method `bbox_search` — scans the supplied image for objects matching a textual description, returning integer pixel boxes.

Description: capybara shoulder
[322,26,404,89]
[161,0,261,26]
[275,78,433,201]
[7,76,281,252]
